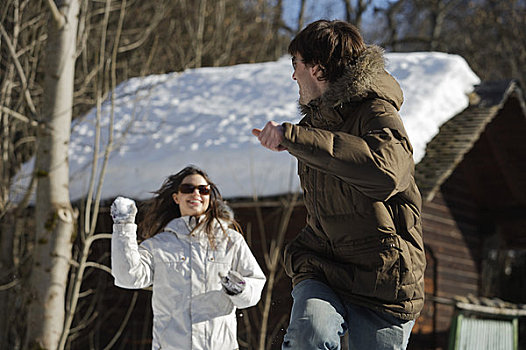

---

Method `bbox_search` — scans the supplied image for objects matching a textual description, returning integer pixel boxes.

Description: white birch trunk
[26,0,80,348]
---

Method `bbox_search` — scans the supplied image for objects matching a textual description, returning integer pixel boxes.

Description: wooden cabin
[411,80,526,349]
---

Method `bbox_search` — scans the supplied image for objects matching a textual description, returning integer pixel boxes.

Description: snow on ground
[13,52,480,201]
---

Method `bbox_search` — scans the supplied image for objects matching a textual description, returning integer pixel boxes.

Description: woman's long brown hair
[137,165,241,247]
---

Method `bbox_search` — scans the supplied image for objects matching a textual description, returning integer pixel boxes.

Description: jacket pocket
[283,241,312,277]
[156,249,189,288]
[206,249,231,290]
[333,235,403,302]
[158,249,187,272]
[283,227,326,278]
[395,232,417,301]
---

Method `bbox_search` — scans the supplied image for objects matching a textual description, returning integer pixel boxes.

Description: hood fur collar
[301,45,402,114]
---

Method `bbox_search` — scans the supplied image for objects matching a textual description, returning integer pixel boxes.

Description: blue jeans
[282,279,415,350]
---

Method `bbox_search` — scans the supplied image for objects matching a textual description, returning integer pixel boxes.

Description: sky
[13,51,480,202]
[282,0,346,28]
[281,0,389,35]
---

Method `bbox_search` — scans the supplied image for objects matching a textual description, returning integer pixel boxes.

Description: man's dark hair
[288,20,366,83]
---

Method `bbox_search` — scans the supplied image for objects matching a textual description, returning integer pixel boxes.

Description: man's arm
[251,115,413,201]
[280,117,414,201]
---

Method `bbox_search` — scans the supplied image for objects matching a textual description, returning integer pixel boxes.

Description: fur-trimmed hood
[301,45,403,114]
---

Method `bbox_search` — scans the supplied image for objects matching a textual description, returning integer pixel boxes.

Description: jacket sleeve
[281,110,414,201]
[227,234,266,309]
[111,223,154,289]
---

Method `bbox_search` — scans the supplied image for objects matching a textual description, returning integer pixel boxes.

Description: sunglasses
[178,184,211,195]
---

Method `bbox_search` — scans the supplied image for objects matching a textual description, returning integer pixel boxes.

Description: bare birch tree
[26,0,80,348]
[1,0,158,347]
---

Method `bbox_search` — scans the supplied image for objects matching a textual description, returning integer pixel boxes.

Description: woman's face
[172,174,211,217]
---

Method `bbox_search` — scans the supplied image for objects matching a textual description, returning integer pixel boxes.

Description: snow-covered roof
[15,52,480,201]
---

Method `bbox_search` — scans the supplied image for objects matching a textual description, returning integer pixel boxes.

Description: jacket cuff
[224,283,260,309]
[281,122,296,149]
[112,223,137,238]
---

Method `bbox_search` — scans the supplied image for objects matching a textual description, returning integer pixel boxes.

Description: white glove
[111,196,137,224]
[220,270,246,295]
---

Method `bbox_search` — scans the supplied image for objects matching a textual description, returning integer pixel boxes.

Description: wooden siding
[418,172,483,349]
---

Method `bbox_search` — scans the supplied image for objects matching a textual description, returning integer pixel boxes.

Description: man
[252,20,425,349]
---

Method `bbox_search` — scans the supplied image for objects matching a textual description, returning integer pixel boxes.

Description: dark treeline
[373,0,525,87]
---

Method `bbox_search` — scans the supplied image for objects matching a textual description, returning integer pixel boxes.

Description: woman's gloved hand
[220,270,246,295]
[111,196,137,224]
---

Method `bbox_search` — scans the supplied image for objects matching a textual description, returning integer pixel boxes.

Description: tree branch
[0,106,38,126]
[0,279,19,291]
[44,0,66,27]
[103,291,138,350]
[0,22,38,115]
[84,261,112,275]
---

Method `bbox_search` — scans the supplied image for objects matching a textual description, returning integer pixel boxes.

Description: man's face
[291,52,324,105]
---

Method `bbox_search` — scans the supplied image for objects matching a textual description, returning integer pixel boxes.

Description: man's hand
[252,121,287,152]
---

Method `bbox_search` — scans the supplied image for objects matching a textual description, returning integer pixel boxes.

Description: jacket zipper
[310,105,335,253]
[312,170,319,222]
[310,105,321,227]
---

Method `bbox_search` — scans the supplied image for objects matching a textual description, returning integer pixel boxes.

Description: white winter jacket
[111,216,266,350]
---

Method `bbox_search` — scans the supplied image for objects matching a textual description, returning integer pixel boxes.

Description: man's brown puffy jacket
[280,45,426,321]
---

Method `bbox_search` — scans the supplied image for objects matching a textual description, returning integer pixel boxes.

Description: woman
[111,165,266,350]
